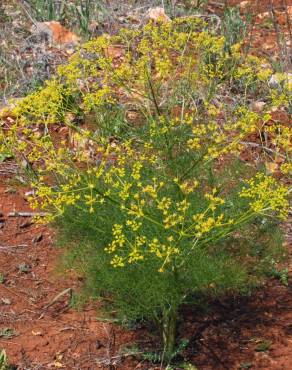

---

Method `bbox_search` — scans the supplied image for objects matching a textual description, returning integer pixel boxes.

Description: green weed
[0,329,16,340]
[0,350,8,370]
[222,6,250,52]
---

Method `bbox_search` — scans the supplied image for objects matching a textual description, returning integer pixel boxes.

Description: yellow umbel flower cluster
[0,18,290,273]
[240,173,289,220]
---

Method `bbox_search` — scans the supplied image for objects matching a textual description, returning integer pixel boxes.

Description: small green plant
[0,274,5,284]
[0,329,16,339]
[268,264,289,286]
[0,4,11,22]
[27,0,65,21]
[181,363,198,370]
[68,0,92,38]
[239,363,253,370]
[165,362,198,370]
[163,0,208,17]
[142,338,188,363]
[255,339,272,352]
[0,149,13,163]
[0,349,8,370]
[222,6,250,52]
[261,16,274,30]
[25,0,103,37]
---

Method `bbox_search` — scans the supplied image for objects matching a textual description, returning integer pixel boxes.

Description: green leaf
[0,150,13,163]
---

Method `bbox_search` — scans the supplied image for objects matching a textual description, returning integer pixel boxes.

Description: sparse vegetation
[0,350,8,370]
[222,6,251,52]
[0,329,16,340]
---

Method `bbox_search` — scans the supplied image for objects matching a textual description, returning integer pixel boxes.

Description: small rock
[250,101,266,112]
[240,1,250,10]
[18,263,32,273]
[257,12,269,20]
[31,330,43,336]
[105,45,124,59]
[1,298,11,305]
[31,21,80,46]
[147,7,171,23]
[266,162,278,174]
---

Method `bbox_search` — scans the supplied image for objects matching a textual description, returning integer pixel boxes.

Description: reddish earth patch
[227,0,292,62]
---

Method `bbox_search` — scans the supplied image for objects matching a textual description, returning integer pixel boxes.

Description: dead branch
[239,141,286,158]
[8,211,48,217]
[0,244,28,251]
[42,288,73,310]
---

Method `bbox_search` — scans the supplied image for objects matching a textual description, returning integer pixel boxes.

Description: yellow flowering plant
[1,18,291,363]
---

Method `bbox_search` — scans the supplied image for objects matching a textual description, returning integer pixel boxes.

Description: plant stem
[161,304,178,364]
[146,69,161,116]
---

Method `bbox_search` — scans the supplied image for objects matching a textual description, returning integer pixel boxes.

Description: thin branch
[8,211,48,217]
[239,141,286,158]
[146,70,161,116]
[0,244,28,251]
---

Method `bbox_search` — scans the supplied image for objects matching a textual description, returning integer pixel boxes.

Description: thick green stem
[162,305,178,364]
